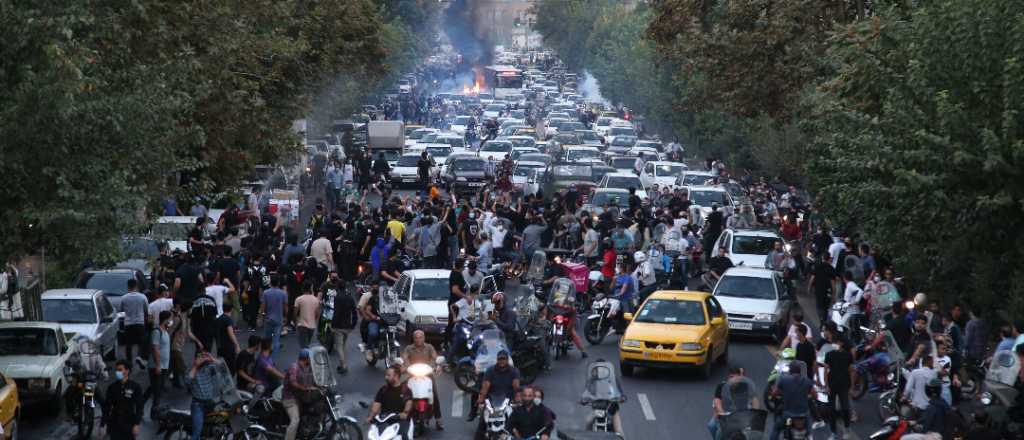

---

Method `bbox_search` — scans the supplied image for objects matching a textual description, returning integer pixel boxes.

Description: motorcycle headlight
[784,243,793,253]
[980,391,993,406]
[679,342,702,351]
[753,313,776,322]
[414,316,437,325]
[621,339,642,348]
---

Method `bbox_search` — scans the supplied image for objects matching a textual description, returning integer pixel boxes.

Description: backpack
[189,296,218,332]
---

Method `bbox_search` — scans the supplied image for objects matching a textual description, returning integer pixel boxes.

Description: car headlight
[28,378,50,390]
[457,177,467,182]
[414,316,437,324]
[679,342,702,351]
[621,339,642,348]
[753,313,776,322]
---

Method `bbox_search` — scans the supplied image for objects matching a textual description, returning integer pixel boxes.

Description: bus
[484,65,524,90]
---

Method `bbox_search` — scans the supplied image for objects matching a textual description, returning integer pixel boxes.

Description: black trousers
[828,387,851,433]
[144,368,167,415]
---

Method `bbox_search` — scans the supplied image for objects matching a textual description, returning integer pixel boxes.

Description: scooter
[406,359,443,437]
[368,413,409,440]
[869,416,911,440]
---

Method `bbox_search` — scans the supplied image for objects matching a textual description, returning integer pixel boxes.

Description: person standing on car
[120,278,150,367]
[417,152,433,192]
[100,360,143,440]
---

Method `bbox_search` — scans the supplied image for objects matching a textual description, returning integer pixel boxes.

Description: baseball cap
[299,349,311,359]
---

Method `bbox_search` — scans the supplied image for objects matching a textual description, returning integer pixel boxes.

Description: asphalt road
[21,191,886,440]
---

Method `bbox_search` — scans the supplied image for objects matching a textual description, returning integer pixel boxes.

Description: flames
[462,81,482,95]
[462,66,486,95]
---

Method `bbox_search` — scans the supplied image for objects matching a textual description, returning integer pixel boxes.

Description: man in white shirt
[148,284,174,324]
[842,271,864,314]
[828,237,847,269]
[204,278,235,317]
[904,355,938,411]
[310,234,335,272]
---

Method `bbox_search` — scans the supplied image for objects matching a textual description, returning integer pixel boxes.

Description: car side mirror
[711,317,725,326]
[623,312,633,321]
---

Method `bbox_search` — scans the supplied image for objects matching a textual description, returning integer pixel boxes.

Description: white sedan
[598,172,648,199]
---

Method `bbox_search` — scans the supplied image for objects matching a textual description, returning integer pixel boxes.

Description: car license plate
[404,178,417,183]
[554,326,564,336]
[468,182,483,187]
[729,321,753,330]
[643,352,671,360]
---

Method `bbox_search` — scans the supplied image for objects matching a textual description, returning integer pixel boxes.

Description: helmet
[491,292,505,305]
[913,292,928,308]
[781,348,796,360]
[633,251,647,263]
[925,378,942,398]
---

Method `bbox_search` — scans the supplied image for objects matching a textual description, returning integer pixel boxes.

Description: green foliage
[0,0,402,276]
[804,0,1024,313]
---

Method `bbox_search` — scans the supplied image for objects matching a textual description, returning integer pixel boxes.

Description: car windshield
[716,276,777,300]
[553,165,592,179]
[567,149,600,161]
[121,238,160,259]
[481,142,512,152]
[152,222,191,240]
[610,136,636,147]
[0,328,59,356]
[409,129,432,140]
[411,278,451,301]
[576,131,601,141]
[519,154,550,165]
[79,273,131,296]
[733,236,782,255]
[513,167,534,177]
[439,137,465,149]
[397,156,420,167]
[655,164,686,176]
[486,104,505,112]
[509,138,536,149]
[611,158,635,168]
[605,176,642,190]
[419,133,439,143]
[425,147,452,158]
[610,127,636,137]
[453,160,485,171]
[42,299,96,324]
[453,116,473,125]
[561,122,586,131]
[682,174,713,186]
[591,191,627,206]
[634,299,706,325]
[689,190,730,207]
[596,118,612,126]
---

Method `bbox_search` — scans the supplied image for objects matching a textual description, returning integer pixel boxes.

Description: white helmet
[633,251,647,263]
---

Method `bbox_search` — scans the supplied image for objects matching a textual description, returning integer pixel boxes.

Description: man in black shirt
[367,367,412,439]
[510,386,552,440]
[326,272,356,374]
[445,260,467,343]
[906,314,934,366]
[705,246,734,288]
[794,325,817,380]
[101,360,144,439]
[417,152,433,192]
[807,253,837,322]
[885,304,913,354]
[235,335,261,392]
[174,255,204,308]
[824,338,854,437]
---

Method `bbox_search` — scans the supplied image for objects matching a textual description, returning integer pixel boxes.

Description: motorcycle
[583,293,623,346]
[976,349,1022,432]
[63,337,106,440]
[368,413,409,440]
[851,327,901,400]
[579,360,626,434]
[318,284,340,353]
[244,346,362,440]
[454,325,513,394]
[763,349,802,413]
[155,357,247,440]
[868,416,911,440]
[717,374,767,440]
[482,398,513,440]
[365,312,402,368]
[405,359,443,437]
[548,278,577,360]
[828,301,866,344]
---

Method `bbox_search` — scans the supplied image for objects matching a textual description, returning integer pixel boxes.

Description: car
[544,118,568,138]
[432,134,466,151]
[711,267,793,341]
[40,289,120,360]
[607,125,637,139]
[579,188,629,218]
[391,153,428,188]
[712,229,784,268]
[512,166,541,197]
[516,153,552,168]
[618,290,729,378]
[598,172,647,199]
[627,146,660,161]
[564,146,602,164]
[505,136,537,151]
[394,270,453,341]
[0,322,77,408]
[0,371,19,440]
[479,140,514,161]
[152,216,197,253]
[608,156,639,173]
[589,165,618,184]
[639,161,688,190]
[545,163,596,195]
[551,132,582,149]
[593,117,620,137]
[115,237,161,285]
[74,268,147,310]
[634,140,663,152]
[606,135,638,154]
[511,147,541,161]
[443,156,490,196]
[575,130,604,148]
[482,103,506,119]
[448,116,474,136]
[676,170,717,188]
[405,128,438,147]
[687,185,735,218]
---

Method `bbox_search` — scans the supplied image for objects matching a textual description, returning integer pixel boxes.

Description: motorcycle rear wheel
[454,363,480,394]
[877,390,897,421]
[584,318,606,346]
[333,418,364,440]
[76,404,94,440]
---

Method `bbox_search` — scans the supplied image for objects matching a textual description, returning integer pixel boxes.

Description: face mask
[115,371,125,381]
[873,276,881,282]
[533,397,542,406]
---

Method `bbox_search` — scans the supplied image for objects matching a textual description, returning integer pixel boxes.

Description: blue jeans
[707,417,719,439]
[367,321,381,349]
[190,399,208,440]
[449,239,460,267]
[264,320,282,355]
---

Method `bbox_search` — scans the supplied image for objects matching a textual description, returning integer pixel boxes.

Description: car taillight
[555,316,564,323]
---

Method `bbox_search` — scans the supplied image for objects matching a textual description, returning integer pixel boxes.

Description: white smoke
[579,70,609,106]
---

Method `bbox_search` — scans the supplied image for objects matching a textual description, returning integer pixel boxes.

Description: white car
[391,153,425,187]
[687,185,735,219]
[512,165,542,197]
[594,117,621,137]
[449,116,474,136]
[479,140,514,161]
[511,146,541,161]
[564,146,602,163]
[482,103,506,119]
[712,267,794,340]
[598,172,647,199]
[152,216,198,253]
[405,128,438,148]
[0,321,77,407]
[712,229,784,268]
[676,170,717,188]
[579,188,630,218]
[40,289,121,360]
[639,161,688,190]
[394,269,485,342]
[627,146,661,161]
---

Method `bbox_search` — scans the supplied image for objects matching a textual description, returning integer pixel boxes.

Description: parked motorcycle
[63,337,106,440]
[244,346,362,440]
[583,293,623,346]
[579,360,626,434]
[367,413,409,440]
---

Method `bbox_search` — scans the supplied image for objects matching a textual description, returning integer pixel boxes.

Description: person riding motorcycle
[490,293,518,338]
[468,350,520,423]
[768,361,815,440]
[367,366,414,440]
[633,251,658,303]
[446,288,487,362]
[903,378,962,439]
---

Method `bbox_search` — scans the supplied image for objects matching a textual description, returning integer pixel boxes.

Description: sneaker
[357,343,366,353]
[812,421,826,430]
[281,327,290,336]
[135,356,148,371]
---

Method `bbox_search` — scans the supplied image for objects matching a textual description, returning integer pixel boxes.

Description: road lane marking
[452,390,464,418]
[637,393,656,421]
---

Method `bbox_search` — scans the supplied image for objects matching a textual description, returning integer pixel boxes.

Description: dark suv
[443,157,490,196]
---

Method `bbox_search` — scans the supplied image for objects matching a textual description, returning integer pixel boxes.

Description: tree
[804,0,1024,314]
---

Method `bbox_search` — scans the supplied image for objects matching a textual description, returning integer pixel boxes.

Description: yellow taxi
[0,371,19,438]
[618,291,729,379]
